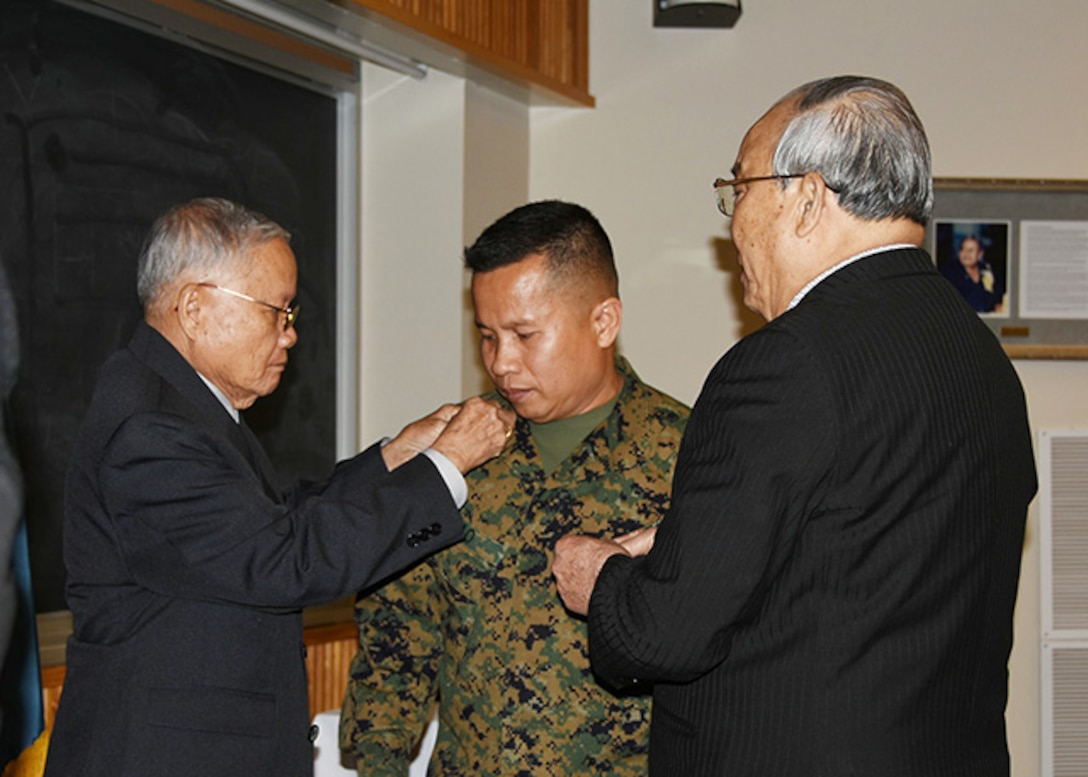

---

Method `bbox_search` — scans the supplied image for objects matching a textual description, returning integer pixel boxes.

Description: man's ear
[794,172,830,238]
[592,296,623,348]
[175,283,204,341]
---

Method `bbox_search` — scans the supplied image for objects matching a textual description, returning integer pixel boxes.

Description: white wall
[358,66,529,441]
[358,65,466,442]
[461,82,530,398]
[527,2,1088,774]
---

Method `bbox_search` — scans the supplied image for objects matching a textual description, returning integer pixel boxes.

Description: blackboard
[0,0,339,612]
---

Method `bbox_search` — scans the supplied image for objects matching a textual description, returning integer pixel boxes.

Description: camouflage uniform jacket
[340,358,688,776]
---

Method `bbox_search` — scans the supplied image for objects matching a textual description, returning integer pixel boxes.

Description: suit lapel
[236,416,283,500]
[128,322,284,502]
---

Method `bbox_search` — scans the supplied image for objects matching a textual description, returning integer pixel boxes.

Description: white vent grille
[1043,642,1088,777]
[1039,429,1088,777]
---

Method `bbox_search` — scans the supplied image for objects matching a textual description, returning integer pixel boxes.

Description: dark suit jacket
[589,248,1037,777]
[45,322,462,777]
[0,260,19,677]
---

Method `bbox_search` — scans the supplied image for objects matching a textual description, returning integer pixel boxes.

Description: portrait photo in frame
[933,220,1012,317]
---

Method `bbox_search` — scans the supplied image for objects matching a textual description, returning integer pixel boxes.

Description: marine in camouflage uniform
[340,357,688,776]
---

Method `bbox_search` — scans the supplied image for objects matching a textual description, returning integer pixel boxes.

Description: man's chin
[509,400,547,424]
[251,377,285,405]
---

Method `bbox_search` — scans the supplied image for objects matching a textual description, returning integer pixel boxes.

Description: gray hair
[773,76,933,225]
[136,197,290,311]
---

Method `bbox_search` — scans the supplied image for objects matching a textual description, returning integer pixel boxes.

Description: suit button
[407,532,421,548]
[309,724,319,742]
[428,522,442,536]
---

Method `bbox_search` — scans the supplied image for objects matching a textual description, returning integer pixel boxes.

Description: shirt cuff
[421,448,468,508]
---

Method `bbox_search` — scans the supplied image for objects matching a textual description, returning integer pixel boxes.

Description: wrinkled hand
[382,403,461,470]
[431,396,516,474]
[553,534,629,616]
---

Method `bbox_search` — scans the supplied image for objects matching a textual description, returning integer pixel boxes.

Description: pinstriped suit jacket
[45,322,462,777]
[589,248,1037,777]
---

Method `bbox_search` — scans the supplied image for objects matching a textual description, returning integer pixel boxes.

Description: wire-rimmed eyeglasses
[713,174,840,217]
[198,282,299,331]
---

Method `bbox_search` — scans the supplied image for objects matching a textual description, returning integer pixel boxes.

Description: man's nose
[490,338,518,375]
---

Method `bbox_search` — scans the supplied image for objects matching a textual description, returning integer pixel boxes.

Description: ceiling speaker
[653,0,742,28]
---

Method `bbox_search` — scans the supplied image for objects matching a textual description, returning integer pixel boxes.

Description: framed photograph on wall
[927,178,1088,359]
[933,220,1012,317]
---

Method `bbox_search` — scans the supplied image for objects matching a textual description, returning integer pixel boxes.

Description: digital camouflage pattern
[340,358,688,776]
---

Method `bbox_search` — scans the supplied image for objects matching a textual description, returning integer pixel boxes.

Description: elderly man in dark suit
[44,197,513,777]
[554,76,1037,777]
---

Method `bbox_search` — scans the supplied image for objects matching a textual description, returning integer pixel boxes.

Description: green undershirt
[529,394,618,474]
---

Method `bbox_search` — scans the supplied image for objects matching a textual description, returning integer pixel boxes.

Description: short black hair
[464,200,618,296]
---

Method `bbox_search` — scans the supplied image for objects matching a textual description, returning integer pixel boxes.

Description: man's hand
[615,525,658,557]
[553,534,629,616]
[382,403,462,471]
[430,396,516,474]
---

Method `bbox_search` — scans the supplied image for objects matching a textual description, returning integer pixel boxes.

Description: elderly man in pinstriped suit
[555,76,1037,777]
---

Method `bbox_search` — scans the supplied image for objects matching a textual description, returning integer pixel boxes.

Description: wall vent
[1039,429,1088,777]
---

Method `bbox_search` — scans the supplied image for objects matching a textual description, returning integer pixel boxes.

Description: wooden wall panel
[339,0,592,106]
[303,622,362,719]
[40,665,66,731]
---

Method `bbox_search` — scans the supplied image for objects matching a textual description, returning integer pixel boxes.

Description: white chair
[312,708,438,777]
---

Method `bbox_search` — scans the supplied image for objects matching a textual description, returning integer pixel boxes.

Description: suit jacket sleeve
[588,327,837,686]
[97,411,462,609]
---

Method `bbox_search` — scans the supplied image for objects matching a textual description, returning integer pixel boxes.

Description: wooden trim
[304,622,361,718]
[40,664,67,731]
[303,621,359,646]
[333,0,593,106]
[104,0,591,105]
[148,0,357,75]
[935,177,1088,193]
[1005,344,1088,360]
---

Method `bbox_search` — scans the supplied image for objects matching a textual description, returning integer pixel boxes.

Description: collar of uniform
[497,355,641,470]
